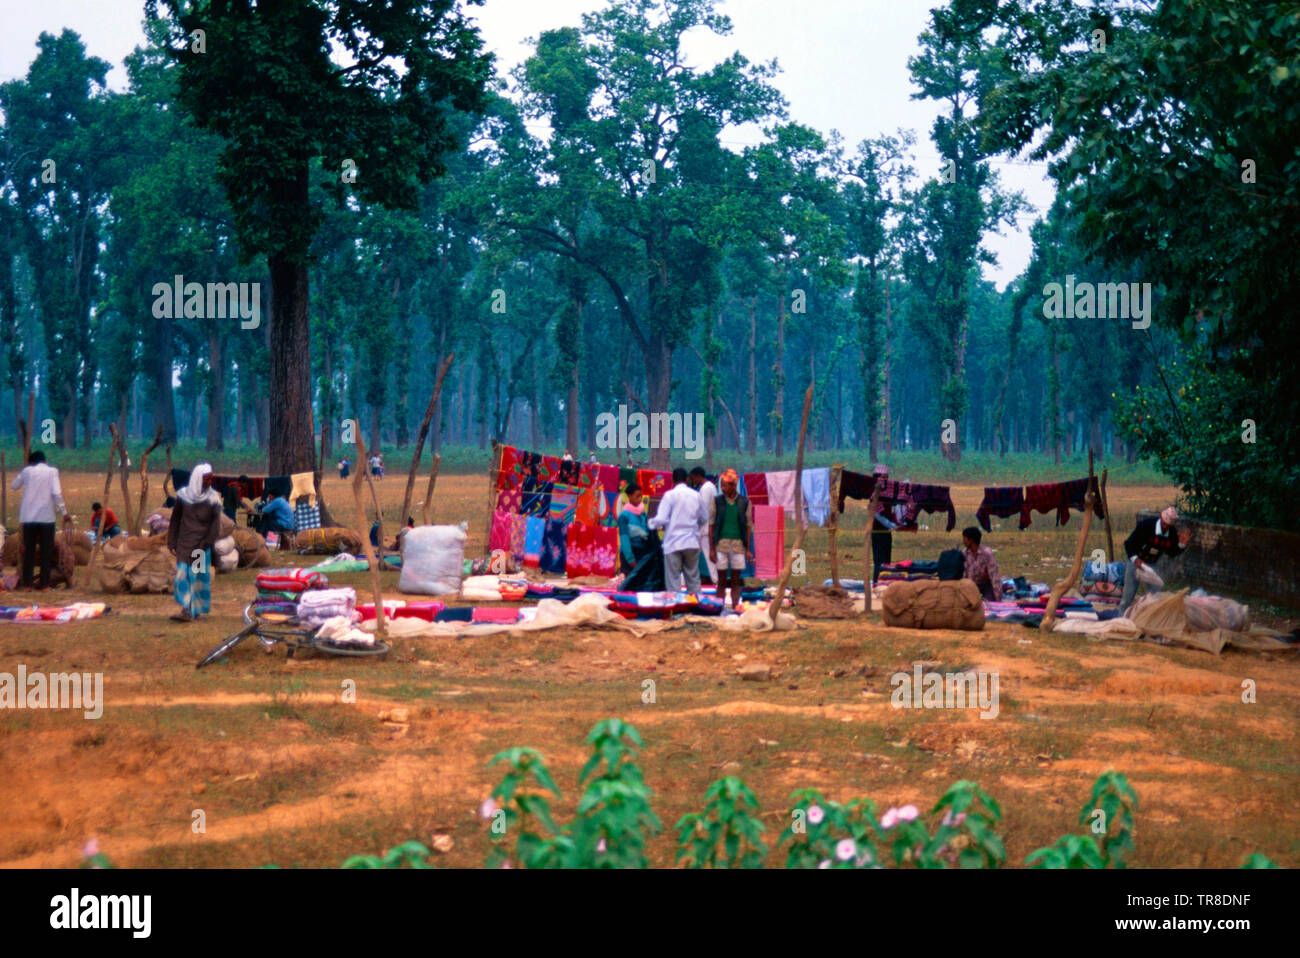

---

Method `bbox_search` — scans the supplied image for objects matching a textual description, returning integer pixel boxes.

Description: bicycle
[196,603,391,669]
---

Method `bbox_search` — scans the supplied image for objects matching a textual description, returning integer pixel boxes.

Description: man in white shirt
[11,450,71,590]
[649,467,707,597]
[689,466,718,584]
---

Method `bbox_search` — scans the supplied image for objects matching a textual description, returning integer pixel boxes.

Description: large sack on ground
[294,526,363,555]
[882,579,985,631]
[97,537,175,594]
[3,531,80,584]
[398,523,467,595]
[62,530,93,566]
[231,527,266,566]
[219,512,236,538]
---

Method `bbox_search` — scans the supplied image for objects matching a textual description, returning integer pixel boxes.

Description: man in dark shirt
[1120,506,1191,613]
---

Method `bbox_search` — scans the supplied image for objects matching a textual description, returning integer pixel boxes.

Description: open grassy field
[1,472,1297,869]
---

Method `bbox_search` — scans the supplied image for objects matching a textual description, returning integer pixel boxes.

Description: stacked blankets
[296,588,358,627]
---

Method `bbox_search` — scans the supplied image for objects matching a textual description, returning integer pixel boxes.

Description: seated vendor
[256,493,294,535]
[90,502,122,540]
[618,483,651,573]
[961,526,1001,601]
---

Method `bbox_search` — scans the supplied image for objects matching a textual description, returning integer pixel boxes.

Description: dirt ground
[1,472,1297,869]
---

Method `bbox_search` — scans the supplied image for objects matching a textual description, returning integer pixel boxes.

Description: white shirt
[11,462,68,524]
[697,480,718,525]
[649,482,707,554]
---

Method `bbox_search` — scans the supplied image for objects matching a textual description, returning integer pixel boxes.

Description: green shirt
[718,497,742,541]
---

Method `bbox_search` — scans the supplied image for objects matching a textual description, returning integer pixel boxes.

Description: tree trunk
[771,291,786,458]
[644,333,672,469]
[747,297,758,457]
[266,169,317,476]
[206,331,226,451]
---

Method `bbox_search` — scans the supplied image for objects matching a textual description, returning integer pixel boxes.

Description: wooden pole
[421,453,443,527]
[2,450,7,531]
[1100,468,1115,563]
[768,385,815,626]
[87,430,123,588]
[134,426,165,537]
[861,485,880,616]
[351,431,387,638]
[1041,451,1097,632]
[400,353,455,527]
[828,464,842,587]
[485,440,502,550]
[112,425,134,534]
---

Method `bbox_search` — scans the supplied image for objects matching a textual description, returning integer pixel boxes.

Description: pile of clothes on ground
[251,568,374,648]
[0,601,108,623]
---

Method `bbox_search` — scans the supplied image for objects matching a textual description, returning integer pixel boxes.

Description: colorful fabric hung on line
[489,509,513,554]
[523,516,545,568]
[976,487,1025,532]
[509,513,528,567]
[541,518,567,575]
[636,469,671,498]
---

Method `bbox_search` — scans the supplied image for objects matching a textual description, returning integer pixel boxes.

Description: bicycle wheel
[312,636,391,658]
[196,621,259,669]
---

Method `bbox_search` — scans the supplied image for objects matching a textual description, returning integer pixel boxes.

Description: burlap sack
[294,526,364,555]
[63,530,93,566]
[231,527,275,568]
[96,538,175,594]
[3,530,80,584]
[881,579,985,631]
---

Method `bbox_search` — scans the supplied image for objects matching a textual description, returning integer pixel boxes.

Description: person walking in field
[689,466,718,584]
[10,449,71,591]
[167,463,224,622]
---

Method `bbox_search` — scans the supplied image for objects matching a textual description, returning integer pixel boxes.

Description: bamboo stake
[400,353,455,528]
[421,453,443,527]
[485,440,501,550]
[767,385,815,626]
[1041,451,1097,632]
[828,464,841,587]
[87,430,124,588]
[861,485,880,617]
[1100,468,1115,563]
[351,431,387,637]
[134,426,164,536]
[2,451,7,531]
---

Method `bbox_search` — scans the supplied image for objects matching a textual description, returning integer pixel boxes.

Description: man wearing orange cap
[709,469,753,611]
[1120,506,1192,614]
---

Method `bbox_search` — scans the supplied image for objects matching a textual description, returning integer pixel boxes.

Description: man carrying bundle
[1120,506,1192,614]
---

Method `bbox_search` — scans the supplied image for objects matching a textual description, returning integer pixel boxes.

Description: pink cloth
[751,505,785,579]
[765,471,797,510]
[472,607,521,624]
[489,509,512,553]
[742,473,769,506]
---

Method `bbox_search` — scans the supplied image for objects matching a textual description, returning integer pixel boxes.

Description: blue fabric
[174,552,212,615]
[541,518,567,575]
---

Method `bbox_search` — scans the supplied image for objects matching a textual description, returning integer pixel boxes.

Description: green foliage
[675,777,767,869]
[1240,853,1279,869]
[341,841,434,870]
[928,780,1006,869]
[1117,347,1298,530]
[483,719,660,869]
[778,789,882,869]
[1026,771,1139,869]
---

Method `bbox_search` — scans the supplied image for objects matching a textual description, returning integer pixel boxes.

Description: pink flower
[82,839,100,857]
[807,805,825,826]
[817,859,831,869]
[880,808,899,829]
[897,805,919,823]
[835,839,857,861]
[942,810,966,827]
[596,838,607,853]
[479,798,497,820]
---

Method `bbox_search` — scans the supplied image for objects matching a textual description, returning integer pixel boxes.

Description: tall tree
[148,0,491,473]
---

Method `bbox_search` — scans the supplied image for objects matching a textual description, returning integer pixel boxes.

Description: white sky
[0,0,1054,288]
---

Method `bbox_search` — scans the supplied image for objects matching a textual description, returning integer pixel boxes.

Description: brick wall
[1135,511,1300,606]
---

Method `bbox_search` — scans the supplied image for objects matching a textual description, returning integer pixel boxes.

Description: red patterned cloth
[497,445,522,490]
[597,464,620,494]
[509,513,528,566]
[1021,483,1067,528]
[496,486,523,514]
[742,472,769,506]
[565,522,591,578]
[637,469,671,498]
[575,483,605,526]
[489,509,513,553]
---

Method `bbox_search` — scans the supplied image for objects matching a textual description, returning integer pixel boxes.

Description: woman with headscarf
[167,463,225,622]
